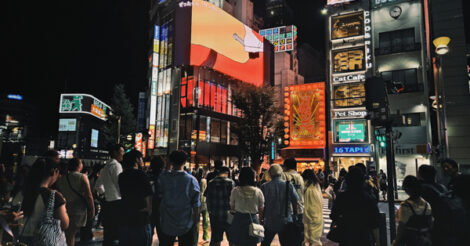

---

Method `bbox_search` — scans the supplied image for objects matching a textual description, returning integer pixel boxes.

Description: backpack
[403,202,432,246]
[425,184,468,243]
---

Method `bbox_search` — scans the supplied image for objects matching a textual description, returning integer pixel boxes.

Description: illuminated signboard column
[328,7,373,172]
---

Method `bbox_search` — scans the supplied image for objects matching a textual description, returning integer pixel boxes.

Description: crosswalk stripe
[322,199,332,234]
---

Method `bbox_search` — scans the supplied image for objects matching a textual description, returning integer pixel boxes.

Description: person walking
[55,158,95,246]
[206,160,223,182]
[194,171,209,244]
[20,158,69,245]
[302,169,323,246]
[118,150,153,246]
[393,176,433,246]
[330,167,380,246]
[260,164,298,246]
[158,150,200,246]
[149,156,165,242]
[228,167,264,246]
[281,158,305,246]
[94,144,124,246]
[204,166,235,246]
[378,170,387,200]
[440,159,461,191]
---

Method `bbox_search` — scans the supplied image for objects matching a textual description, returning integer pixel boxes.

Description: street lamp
[433,36,450,55]
[321,8,328,15]
[432,36,451,159]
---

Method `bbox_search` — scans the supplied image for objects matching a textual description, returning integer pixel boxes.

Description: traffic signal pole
[385,123,397,241]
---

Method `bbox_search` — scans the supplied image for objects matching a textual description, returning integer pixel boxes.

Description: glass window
[211,119,220,143]
[333,83,366,108]
[221,121,228,144]
[378,28,416,55]
[204,82,210,108]
[404,113,421,126]
[382,69,419,93]
[199,116,207,142]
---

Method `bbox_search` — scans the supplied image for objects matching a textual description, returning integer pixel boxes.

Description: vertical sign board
[149,25,160,149]
[284,83,326,148]
[135,133,143,153]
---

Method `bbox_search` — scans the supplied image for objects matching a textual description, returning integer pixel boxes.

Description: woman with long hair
[228,167,265,246]
[20,158,69,244]
[55,158,94,246]
[302,169,324,246]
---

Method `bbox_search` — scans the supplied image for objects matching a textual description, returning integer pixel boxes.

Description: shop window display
[333,83,366,108]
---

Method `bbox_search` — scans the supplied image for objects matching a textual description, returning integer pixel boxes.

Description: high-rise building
[326,0,469,177]
[145,0,273,168]
[264,0,294,27]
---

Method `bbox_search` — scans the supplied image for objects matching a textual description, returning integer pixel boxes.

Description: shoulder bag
[31,190,66,246]
[248,213,265,239]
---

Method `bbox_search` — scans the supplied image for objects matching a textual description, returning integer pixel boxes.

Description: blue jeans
[119,224,152,246]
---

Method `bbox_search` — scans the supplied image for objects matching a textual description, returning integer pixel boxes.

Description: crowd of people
[0,146,469,246]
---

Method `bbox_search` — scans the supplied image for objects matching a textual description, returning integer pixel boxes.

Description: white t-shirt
[230,186,264,214]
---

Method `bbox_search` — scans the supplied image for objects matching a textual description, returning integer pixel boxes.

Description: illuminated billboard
[58,119,77,132]
[328,0,356,5]
[331,12,363,40]
[188,0,268,87]
[284,83,326,148]
[334,120,368,143]
[59,94,111,121]
[333,48,365,73]
[91,129,99,148]
[333,83,366,108]
[259,25,297,52]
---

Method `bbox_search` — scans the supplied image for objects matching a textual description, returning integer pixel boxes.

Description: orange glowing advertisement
[135,133,143,153]
[284,83,326,148]
[148,125,155,149]
[190,0,266,87]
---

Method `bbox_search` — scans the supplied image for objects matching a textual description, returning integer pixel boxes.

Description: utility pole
[385,123,397,240]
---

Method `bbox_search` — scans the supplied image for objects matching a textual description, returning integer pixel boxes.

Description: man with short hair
[95,144,124,246]
[204,166,235,246]
[281,158,305,246]
[418,165,448,246]
[261,164,299,246]
[206,160,223,182]
[118,150,153,245]
[440,158,461,191]
[159,150,200,246]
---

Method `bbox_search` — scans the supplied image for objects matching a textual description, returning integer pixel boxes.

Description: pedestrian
[355,163,379,201]
[440,159,461,191]
[302,169,323,246]
[393,175,433,246]
[260,164,298,246]
[316,169,325,188]
[158,150,200,246]
[281,158,305,246]
[118,150,153,246]
[43,149,61,164]
[206,160,223,182]
[333,168,347,194]
[204,166,235,246]
[378,169,387,200]
[194,170,210,244]
[55,158,95,246]
[228,167,264,246]
[94,144,124,246]
[149,156,165,242]
[20,158,69,245]
[330,166,380,246]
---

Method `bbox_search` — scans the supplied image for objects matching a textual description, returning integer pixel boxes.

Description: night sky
[5,0,470,138]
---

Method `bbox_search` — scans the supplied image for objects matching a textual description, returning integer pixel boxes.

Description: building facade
[146,0,273,168]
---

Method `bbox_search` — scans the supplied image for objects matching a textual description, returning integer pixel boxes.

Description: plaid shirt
[204,176,235,222]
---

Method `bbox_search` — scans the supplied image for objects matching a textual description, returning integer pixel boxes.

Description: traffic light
[365,76,390,126]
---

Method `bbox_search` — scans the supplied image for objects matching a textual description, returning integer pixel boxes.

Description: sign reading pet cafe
[59,94,111,121]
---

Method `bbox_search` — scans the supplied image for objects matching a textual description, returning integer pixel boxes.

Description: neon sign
[333,145,370,154]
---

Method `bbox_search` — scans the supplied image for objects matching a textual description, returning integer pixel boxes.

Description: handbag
[326,221,344,243]
[248,213,264,239]
[31,190,67,246]
[226,211,234,224]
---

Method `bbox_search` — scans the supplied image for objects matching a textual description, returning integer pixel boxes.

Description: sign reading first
[59,94,111,121]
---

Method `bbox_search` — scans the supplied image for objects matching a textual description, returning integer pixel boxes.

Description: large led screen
[332,12,364,40]
[334,120,367,143]
[328,0,356,5]
[284,83,326,148]
[333,48,365,73]
[189,0,267,87]
[333,83,366,108]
